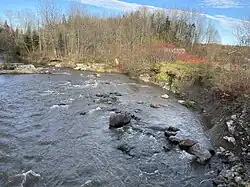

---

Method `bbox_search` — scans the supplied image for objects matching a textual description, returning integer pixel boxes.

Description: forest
[0,0,250,95]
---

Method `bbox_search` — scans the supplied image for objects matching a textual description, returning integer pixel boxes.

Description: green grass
[153,61,217,92]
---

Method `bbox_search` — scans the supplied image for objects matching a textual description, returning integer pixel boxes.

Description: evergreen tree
[62,14,67,24]
[24,24,32,52]
[32,30,39,50]
[58,32,65,56]
[4,20,9,29]
[15,28,19,39]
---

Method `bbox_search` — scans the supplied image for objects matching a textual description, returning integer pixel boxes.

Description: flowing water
[0,70,216,187]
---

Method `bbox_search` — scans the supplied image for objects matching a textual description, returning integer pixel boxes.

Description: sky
[0,0,249,45]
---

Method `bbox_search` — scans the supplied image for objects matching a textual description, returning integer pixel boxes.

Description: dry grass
[154,60,250,97]
[214,68,250,96]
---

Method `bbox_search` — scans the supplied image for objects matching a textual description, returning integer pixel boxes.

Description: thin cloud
[77,0,159,11]
[201,14,242,28]
[75,0,248,44]
[200,0,250,8]
[76,0,242,27]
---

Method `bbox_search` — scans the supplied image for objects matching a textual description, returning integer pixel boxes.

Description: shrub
[214,68,250,96]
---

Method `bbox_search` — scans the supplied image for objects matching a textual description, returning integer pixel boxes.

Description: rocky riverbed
[0,68,249,186]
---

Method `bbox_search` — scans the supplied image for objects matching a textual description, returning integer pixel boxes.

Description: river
[0,70,216,187]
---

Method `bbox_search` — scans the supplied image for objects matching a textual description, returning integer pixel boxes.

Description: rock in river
[161,94,169,99]
[166,126,180,132]
[109,112,132,128]
[188,143,212,164]
[164,130,177,137]
[150,104,161,108]
[168,136,182,144]
[179,139,196,150]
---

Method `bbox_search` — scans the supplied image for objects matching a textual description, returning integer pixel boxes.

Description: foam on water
[54,72,71,75]
[139,169,159,176]
[72,84,83,88]
[177,149,194,160]
[50,104,69,109]
[58,81,71,86]
[140,85,150,88]
[89,107,102,114]
[68,98,75,101]
[40,90,56,96]
[15,170,41,187]
[83,80,99,88]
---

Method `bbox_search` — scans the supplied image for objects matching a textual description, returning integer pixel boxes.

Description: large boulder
[179,139,196,150]
[109,112,131,128]
[188,143,212,164]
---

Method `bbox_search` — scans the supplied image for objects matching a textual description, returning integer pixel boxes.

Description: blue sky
[0,0,249,45]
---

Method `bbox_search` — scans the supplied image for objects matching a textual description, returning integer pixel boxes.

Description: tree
[32,30,40,51]
[23,24,32,52]
[58,32,65,56]
[234,18,250,46]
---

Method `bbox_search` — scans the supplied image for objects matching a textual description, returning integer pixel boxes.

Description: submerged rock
[188,143,212,164]
[163,146,171,152]
[137,101,144,104]
[58,103,67,106]
[79,112,87,116]
[110,92,122,96]
[95,93,104,97]
[150,104,161,108]
[130,114,141,121]
[95,96,118,104]
[109,112,131,128]
[117,143,134,154]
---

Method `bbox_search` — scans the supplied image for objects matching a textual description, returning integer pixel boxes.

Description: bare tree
[234,18,250,46]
